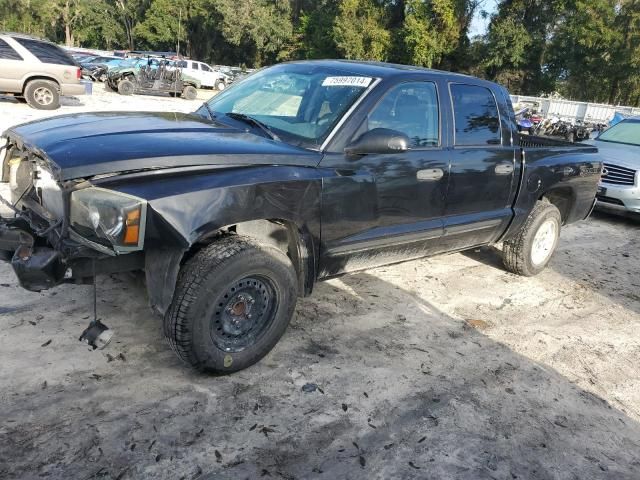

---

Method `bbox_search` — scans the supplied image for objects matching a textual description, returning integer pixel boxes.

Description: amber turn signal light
[123,208,141,245]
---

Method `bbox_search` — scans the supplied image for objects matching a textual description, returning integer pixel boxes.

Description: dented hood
[4,111,320,180]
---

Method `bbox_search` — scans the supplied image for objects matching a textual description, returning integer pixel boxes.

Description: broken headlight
[70,187,146,252]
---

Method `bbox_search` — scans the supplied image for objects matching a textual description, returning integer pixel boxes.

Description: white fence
[510,95,640,124]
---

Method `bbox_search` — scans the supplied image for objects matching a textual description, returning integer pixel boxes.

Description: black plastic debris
[79,319,112,350]
[302,383,318,393]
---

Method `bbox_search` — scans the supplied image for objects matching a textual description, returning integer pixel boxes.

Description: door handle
[495,162,514,175]
[417,168,444,181]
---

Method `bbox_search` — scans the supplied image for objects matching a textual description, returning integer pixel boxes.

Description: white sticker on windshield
[322,76,373,87]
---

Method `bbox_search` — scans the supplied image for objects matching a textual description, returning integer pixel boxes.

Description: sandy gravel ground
[0,86,639,479]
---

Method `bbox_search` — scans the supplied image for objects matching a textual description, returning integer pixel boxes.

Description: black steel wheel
[210,275,277,353]
[164,235,298,374]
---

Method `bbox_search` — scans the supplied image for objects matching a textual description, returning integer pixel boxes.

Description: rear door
[443,83,518,249]
[0,38,27,92]
[190,61,205,84]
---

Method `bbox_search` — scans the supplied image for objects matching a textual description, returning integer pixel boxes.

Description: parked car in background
[176,60,229,90]
[106,58,200,99]
[82,55,118,65]
[0,60,602,373]
[0,32,91,109]
[81,58,127,82]
[588,117,640,215]
[215,65,255,83]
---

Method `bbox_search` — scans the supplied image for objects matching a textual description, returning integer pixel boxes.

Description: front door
[443,83,518,249]
[319,80,450,277]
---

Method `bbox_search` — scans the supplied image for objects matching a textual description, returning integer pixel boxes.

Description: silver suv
[0,32,91,110]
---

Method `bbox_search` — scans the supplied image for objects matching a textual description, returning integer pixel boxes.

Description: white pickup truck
[176,59,229,90]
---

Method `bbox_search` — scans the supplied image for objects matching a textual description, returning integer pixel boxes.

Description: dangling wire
[92,258,97,326]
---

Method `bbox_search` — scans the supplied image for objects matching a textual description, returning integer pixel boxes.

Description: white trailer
[510,95,640,124]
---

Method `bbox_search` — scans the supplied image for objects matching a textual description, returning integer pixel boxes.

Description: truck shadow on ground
[1,265,639,479]
[463,211,640,315]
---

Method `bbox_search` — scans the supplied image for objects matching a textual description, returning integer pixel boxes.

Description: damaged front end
[0,137,146,292]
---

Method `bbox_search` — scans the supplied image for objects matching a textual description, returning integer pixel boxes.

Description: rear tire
[117,79,135,95]
[24,80,60,110]
[181,85,198,100]
[503,200,561,276]
[164,236,298,374]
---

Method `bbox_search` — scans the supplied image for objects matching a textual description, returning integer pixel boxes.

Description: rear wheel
[164,236,298,373]
[503,200,561,276]
[181,85,198,100]
[24,80,59,110]
[117,79,135,95]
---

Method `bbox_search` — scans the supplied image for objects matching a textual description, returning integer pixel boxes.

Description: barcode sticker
[322,76,373,87]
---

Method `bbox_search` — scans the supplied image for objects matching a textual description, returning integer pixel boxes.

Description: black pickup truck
[0,60,601,373]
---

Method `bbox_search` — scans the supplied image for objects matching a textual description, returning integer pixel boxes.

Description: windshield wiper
[225,112,281,142]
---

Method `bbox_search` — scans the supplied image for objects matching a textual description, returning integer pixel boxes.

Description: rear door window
[450,84,501,146]
[0,39,22,60]
[192,62,200,70]
[14,38,76,66]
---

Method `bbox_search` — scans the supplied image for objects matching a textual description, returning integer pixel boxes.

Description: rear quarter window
[14,38,77,66]
[0,39,22,60]
[450,84,501,146]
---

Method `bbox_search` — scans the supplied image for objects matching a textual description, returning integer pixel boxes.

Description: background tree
[333,0,391,61]
[401,0,459,67]
[1,0,639,106]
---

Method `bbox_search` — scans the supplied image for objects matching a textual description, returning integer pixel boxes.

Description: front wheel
[117,79,135,95]
[216,80,226,91]
[164,236,298,373]
[503,200,561,276]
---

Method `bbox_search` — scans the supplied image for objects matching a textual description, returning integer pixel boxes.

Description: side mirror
[345,128,410,156]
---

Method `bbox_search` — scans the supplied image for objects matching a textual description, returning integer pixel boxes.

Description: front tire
[164,236,298,374]
[24,80,60,110]
[216,80,226,91]
[503,200,561,276]
[117,79,135,95]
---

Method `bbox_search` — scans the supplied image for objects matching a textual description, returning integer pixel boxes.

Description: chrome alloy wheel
[33,86,54,106]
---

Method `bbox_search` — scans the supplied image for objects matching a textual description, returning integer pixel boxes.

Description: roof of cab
[283,59,498,86]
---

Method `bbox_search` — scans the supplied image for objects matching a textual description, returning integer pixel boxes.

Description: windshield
[598,119,640,146]
[201,64,377,148]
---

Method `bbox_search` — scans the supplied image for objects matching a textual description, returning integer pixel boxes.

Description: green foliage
[333,0,391,61]
[294,0,339,59]
[2,0,640,105]
[402,0,459,67]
